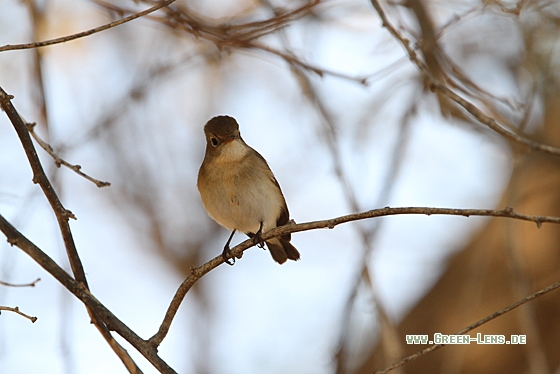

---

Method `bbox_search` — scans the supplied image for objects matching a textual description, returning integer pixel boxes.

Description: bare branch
[0,214,176,374]
[26,122,110,188]
[0,278,41,287]
[0,87,141,373]
[0,306,37,323]
[373,279,560,374]
[0,0,176,52]
[0,87,83,279]
[149,205,560,346]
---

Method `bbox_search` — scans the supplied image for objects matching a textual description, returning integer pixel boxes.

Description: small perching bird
[197,115,300,265]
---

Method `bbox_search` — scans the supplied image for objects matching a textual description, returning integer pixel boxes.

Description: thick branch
[0,0,176,52]
[149,206,560,346]
[0,214,176,374]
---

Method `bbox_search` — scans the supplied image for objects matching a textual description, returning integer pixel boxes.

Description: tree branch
[25,122,110,188]
[0,0,176,53]
[0,278,40,287]
[0,305,37,323]
[149,205,560,346]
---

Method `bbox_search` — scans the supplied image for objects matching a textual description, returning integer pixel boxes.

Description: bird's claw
[222,246,235,266]
[254,222,265,249]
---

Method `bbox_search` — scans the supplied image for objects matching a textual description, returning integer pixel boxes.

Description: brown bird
[197,115,300,265]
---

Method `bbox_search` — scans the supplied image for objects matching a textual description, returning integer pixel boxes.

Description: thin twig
[0,0,176,52]
[0,278,41,287]
[0,306,38,323]
[26,122,110,188]
[149,205,560,346]
[373,279,560,374]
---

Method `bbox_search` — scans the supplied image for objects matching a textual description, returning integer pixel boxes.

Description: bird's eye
[210,137,218,147]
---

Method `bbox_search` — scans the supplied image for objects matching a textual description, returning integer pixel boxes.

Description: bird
[197,115,300,265]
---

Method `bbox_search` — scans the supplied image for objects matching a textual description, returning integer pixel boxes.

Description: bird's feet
[248,221,265,249]
[222,245,235,266]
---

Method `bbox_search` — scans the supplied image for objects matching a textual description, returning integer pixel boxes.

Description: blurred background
[1,0,560,373]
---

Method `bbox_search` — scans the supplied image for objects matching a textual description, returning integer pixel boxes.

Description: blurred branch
[26,122,111,188]
[503,206,550,373]
[149,0,320,42]
[335,104,416,373]
[24,0,50,133]
[149,205,560,346]
[488,0,529,15]
[96,0,319,42]
[0,0,176,52]
[97,0,367,84]
[253,42,368,84]
[288,61,382,371]
[71,49,216,148]
[373,279,560,374]
[0,278,40,287]
[405,0,443,82]
[0,305,37,323]
[369,0,560,156]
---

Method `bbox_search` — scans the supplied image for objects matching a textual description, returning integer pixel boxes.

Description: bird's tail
[266,238,300,264]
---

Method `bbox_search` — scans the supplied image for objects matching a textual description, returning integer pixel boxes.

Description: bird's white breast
[199,141,285,235]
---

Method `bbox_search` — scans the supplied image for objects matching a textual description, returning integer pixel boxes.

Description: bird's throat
[215,139,249,163]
